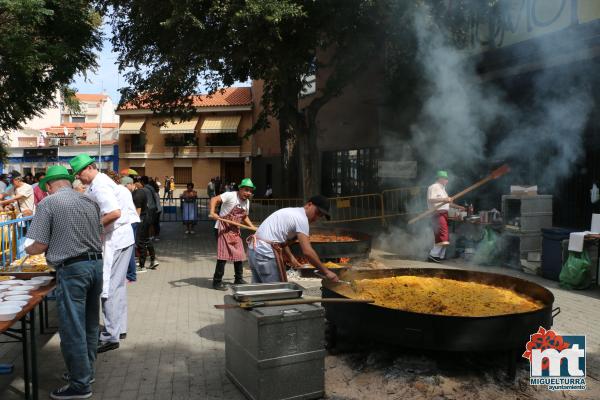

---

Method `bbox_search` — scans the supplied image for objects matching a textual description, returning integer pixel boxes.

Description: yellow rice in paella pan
[350,276,543,317]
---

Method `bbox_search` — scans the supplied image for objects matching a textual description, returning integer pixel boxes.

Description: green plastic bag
[559,250,592,290]
[473,227,499,265]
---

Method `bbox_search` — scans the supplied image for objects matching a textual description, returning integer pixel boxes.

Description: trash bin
[542,228,575,281]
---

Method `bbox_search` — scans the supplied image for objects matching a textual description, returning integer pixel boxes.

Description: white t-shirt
[427,182,449,211]
[254,207,309,258]
[214,191,250,228]
[86,173,137,249]
[15,183,35,214]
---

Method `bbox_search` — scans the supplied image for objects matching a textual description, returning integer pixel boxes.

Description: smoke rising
[379,3,594,259]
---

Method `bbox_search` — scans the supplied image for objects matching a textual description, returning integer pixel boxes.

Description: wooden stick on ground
[408,164,510,225]
[214,297,374,310]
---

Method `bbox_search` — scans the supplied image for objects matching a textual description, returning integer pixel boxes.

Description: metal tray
[1,265,55,279]
[231,282,304,302]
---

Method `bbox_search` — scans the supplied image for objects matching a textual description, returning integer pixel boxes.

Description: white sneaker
[185,230,190,234]
[190,230,195,234]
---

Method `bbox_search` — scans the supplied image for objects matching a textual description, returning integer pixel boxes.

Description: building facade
[117,87,254,192]
[2,92,120,174]
[250,56,390,198]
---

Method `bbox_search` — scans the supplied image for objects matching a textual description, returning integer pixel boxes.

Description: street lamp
[97,98,105,171]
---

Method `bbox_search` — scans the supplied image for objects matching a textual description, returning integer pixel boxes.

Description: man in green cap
[25,165,103,399]
[427,170,465,263]
[208,178,256,290]
[70,154,140,354]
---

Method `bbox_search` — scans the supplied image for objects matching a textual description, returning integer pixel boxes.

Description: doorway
[222,160,244,186]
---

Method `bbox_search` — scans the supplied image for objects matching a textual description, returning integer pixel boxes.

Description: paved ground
[0,221,598,399]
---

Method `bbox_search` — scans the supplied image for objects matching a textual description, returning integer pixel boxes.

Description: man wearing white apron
[70,154,139,353]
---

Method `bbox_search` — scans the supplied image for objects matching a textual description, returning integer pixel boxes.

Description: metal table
[0,281,56,400]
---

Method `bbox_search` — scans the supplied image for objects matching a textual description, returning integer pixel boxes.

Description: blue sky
[73,23,123,103]
[73,22,249,104]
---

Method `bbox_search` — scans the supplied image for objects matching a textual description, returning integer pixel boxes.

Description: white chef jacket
[86,173,139,297]
[427,182,450,211]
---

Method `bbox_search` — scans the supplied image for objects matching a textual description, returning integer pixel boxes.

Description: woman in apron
[209,179,255,290]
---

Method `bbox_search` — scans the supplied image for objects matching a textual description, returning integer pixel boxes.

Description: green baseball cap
[69,154,96,175]
[239,178,256,189]
[436,170,449,179]
[39,165,74,192]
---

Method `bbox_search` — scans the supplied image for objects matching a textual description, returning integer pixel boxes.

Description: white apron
[101,230,116,298]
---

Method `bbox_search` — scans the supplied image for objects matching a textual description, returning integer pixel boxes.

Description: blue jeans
[248,249,281,283]
[127,223,139,281]
[55,259,103,392]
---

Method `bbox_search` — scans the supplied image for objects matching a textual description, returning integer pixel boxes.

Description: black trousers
[153,211,161,237]
[136,213,156,268]
[213,260,244,283]
[213,228,243,283]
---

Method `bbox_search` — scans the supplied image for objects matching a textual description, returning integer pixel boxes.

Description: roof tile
[119,87,252,110]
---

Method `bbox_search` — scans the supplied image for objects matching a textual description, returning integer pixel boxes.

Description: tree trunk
[296,110,320,199]
[278,112,296,197]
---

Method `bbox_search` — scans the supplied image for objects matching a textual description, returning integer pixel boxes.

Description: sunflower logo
[522,326,570,371]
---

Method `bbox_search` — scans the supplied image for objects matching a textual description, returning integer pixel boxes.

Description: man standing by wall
[70,154,138,353]
[25,165,103,399]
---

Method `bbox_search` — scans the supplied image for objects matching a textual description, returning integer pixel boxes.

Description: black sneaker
[149,260,159,270]
[97,341,119,354]
[233,278,248,285]
[212,281,228,291]
[427,255,441,263]
[50,384,92,399]
[62,372,95,384]
[120,333,127,340]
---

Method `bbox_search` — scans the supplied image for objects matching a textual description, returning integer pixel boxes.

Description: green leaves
[0,0,101,131]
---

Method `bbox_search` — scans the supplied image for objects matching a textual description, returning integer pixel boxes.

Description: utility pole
[98,98,104,171]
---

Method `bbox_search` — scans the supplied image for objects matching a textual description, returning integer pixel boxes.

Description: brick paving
[0,221,246,400]
[0,221,598,399]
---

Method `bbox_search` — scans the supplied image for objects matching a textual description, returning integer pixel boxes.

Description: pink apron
[217,206,247,261]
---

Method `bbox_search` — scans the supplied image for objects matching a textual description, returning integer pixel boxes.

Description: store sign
[23,148,58,158]
[378,161,417,179]
[470,0,600,49]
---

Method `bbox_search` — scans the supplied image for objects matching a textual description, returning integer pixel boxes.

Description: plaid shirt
[27,187,103,266]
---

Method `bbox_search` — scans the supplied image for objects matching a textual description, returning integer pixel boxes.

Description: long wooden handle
[214,297,374,309]
[216,217,257,231]
[408,164,510,225]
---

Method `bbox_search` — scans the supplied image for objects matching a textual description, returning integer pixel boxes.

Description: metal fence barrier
[0,216,33,268]
[381,187,426,219]
[157,187,427,225]
[326,194,385,224]
[159,197,210,222]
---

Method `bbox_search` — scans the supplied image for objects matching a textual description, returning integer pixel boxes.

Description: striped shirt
[26,187,103,266]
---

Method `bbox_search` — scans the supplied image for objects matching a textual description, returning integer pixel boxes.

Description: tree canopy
[0,0,102,133]
[102,0,399,195]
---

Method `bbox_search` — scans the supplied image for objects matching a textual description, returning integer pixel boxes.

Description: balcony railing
[206,132,242,146]
[164,134,199,147]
